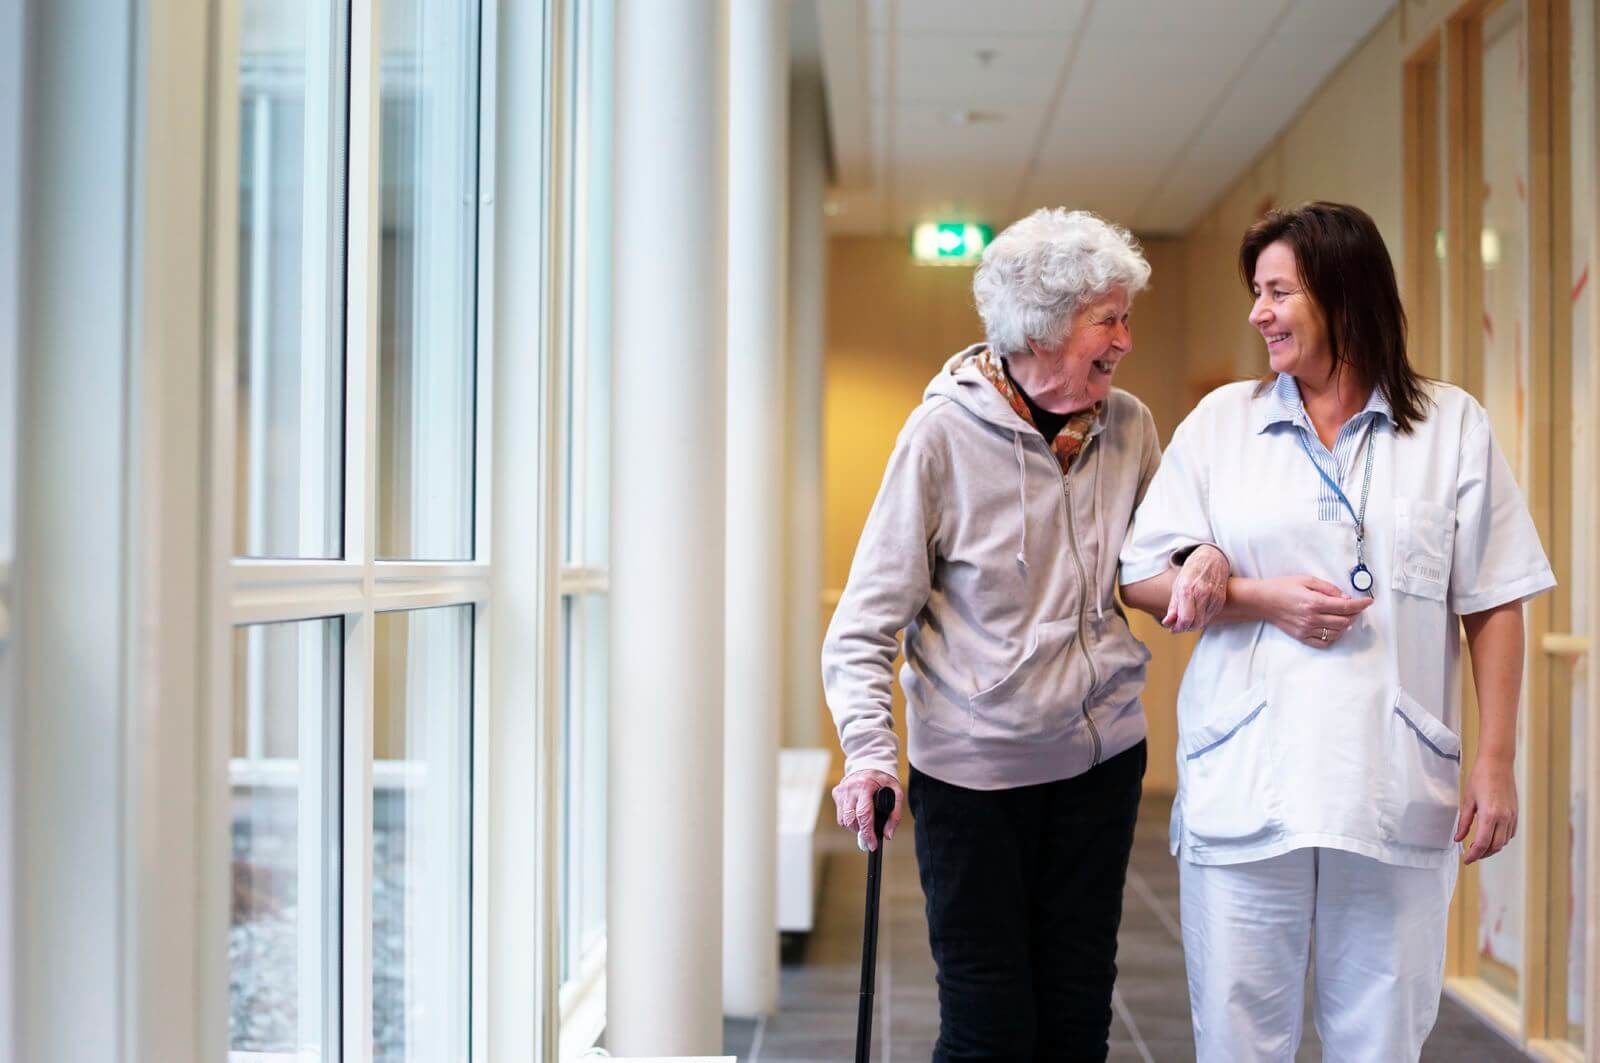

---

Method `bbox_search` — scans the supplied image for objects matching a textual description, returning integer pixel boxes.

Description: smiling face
[1249,240,1332,382]
[1009,289,1133,414]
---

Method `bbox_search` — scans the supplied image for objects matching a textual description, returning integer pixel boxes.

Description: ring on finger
[1318,627,1329,642]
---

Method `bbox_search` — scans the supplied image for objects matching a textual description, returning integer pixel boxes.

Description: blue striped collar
[1253,372,1394,436]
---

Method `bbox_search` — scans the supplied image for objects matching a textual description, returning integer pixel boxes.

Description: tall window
[556,0,614,1044]
[225,2,487,1060]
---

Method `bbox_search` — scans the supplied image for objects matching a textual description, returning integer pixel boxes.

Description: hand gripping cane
[854,786,897,1063]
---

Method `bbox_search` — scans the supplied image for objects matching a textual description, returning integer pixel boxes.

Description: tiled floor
[725,794,1534,1062]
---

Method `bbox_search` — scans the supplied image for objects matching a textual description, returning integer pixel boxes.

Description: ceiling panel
[818,0,1401,236]
[1276,0,1393,38]
[891,0,1090,34]
[891,33,1079,107]
[1084,0,1289,39]
[1014,178,1156,228]
[891,101,1050,174]
[1037,35,1257,168]
[1133,153,1253,234]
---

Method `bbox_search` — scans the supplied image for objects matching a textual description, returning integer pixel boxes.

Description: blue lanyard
[1295,420,1376,582]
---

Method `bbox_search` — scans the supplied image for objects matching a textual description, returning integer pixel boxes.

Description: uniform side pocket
[1382,687,1462,848]
[1179,682,1281,848]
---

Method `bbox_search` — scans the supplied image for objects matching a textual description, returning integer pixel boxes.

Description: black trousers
[908,741,1145,1063]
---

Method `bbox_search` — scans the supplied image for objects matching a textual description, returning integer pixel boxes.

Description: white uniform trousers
[1179,846,1458,1062]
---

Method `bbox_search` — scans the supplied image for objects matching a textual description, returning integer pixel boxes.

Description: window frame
[550,0,613,1055]
[207,2,506,1060]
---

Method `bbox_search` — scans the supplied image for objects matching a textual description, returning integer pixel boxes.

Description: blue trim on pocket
[1396,709,1461,762]
[1183,702,1266,761]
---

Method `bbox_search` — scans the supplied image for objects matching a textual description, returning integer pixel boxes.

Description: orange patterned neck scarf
[969,347,1101,475]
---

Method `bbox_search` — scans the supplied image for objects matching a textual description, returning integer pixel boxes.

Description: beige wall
[1182,10,1406,389]
[821,234,1192,792]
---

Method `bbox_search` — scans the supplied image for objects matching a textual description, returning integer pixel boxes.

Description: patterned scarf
[969,346,1101,475]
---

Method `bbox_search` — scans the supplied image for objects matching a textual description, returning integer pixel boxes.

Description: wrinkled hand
[1164,545,1230,632]
[1257,575,1374,648]
[831,768,903,852]
[1457,758,1517,864]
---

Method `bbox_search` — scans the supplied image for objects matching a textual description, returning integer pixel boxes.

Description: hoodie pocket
[1179,683,1281,847]
[968,617,1086,741]
[1381,688,1462,848]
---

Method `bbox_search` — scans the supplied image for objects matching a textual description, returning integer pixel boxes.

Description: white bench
[777,747,833,932]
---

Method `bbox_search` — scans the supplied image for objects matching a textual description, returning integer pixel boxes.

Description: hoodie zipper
[1058,462,1104,768]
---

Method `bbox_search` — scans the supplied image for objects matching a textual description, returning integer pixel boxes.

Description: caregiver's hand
[1164,545,1230,632]
[1253,574,1374,648]
[831,768,903,852]
[1456,756,1517,864]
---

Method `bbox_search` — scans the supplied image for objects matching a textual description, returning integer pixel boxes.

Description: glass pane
[580,0,614,570]
[376,1,481,561]
[1476,0,1530,1000]
[235,1,347,559]
[229,619,340,1057]
[559,592,608,984]
[560,0,614,569]
[1567,0,1594,1044]
[373,606,471,1062]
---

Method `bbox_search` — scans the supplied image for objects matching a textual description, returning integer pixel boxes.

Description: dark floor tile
[722,1016,759,1059]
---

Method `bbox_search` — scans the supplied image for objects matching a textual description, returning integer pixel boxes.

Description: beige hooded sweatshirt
[822,344,1163,790]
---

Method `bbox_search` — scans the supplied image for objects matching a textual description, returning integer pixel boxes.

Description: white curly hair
[972,208,1152,357]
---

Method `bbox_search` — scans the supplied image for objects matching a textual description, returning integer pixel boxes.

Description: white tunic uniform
[1120,376,1554,1061]
[1121,375,1554,869]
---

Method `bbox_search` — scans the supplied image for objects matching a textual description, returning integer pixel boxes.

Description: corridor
[724,798,1537,1061]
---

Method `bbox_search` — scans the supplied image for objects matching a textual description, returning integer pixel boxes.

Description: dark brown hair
[1239,201,1431,433]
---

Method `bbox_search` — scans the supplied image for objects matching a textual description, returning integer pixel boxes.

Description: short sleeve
[1448,417,1556,615]
[1119,407,1216,585]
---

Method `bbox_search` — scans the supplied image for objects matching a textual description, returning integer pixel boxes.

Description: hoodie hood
[928,343,1114,616]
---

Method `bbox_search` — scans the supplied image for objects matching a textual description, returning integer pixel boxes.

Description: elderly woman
[1120,202,1554,1060]
[822,208,1227,1060]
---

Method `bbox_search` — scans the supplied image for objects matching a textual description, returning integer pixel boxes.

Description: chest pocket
[1392,497,1454,601]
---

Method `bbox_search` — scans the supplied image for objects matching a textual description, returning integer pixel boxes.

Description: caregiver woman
[1121,201,1555,1062]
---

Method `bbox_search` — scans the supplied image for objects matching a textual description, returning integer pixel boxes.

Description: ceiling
[815,0,1395,238]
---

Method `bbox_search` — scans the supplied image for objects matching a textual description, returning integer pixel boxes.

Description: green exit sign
[911,222,992,265]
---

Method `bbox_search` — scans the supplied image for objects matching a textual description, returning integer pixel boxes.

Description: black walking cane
[855,786,898,1063]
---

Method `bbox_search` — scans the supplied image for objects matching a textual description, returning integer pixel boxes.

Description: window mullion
[346,0,385,1058]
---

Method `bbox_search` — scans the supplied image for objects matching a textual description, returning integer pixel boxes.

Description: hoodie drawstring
[1012,432,1029,570]
[1091,405,1108,622]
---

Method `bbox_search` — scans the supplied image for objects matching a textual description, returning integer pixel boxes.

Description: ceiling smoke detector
[943,109,1003,127]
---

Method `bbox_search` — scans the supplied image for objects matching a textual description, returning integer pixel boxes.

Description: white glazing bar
[234,558,370,588]
[347,0,384,1055]
[298,0,336,559]
[373,561,492,583]
[247,624,267,759]
[483,0,548,1054]
[204,0,245,1054]
[247,93,271,557]
[296,621,331,1054]
[344,609,376,1063]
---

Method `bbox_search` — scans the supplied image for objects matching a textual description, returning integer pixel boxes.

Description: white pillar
[722,0,787,1019]
[609,0,729,1054]
[783,70,828,751]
